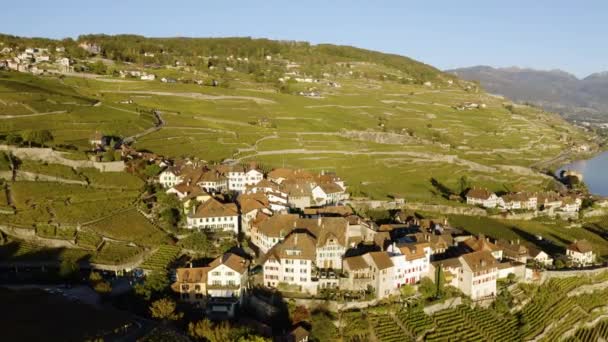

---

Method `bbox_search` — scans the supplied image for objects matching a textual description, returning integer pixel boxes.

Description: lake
[557,151,608,196]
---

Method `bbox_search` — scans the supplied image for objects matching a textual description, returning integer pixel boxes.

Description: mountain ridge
[447,65,608,121]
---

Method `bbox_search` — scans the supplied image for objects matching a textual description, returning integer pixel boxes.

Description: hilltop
[448,65,608,124]
[0,34,599,202]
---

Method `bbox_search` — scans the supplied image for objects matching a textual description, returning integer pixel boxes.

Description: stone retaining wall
[0,145,125,172]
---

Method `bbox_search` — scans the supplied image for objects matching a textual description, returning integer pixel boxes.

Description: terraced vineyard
[140,245,181,271]
[424,306,485,342]
[362,274,608,342]
[565,319,608,342]
[75,230,103,249]
[83,209,170,247]
[369,314,405,342]
[396,309,433,338]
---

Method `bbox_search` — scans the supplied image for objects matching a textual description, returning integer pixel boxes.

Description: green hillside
[0,35,598,202]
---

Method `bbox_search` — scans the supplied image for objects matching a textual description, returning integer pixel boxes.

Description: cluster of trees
[89,271,112,294]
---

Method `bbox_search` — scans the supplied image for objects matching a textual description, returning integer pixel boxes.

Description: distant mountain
[447,66,608,122]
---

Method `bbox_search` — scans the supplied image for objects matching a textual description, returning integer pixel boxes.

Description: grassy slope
[0,39,594,204]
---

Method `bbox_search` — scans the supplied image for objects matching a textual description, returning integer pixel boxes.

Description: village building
[251,214,300,254]
[466,188,500,208]
[538,192,563,211]
[387,242,432,287]
[430,250,499,300]
[237,193,273,236]
[496,239,528,264]
[566,240,595,266]
[461,235,503,260]
[215,164,264,192]
[197,171,228,193]
[186,198,239,233]
[173,253,249,318]
[561,197,583,213]
[412,232,454,257]
[527,247,554,266]
[500,192,538,211]
[173,266,209,304]
[459,251,499,299]
[262,231,318,294]
[311,182,348,206]
[281,181,315,209]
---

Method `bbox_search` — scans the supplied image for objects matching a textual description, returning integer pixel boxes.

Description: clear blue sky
[2,0,607,78]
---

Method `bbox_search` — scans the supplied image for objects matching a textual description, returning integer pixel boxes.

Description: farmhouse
[566,240,595,266]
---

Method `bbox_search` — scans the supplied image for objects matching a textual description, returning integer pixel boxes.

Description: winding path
[0,110,67,119]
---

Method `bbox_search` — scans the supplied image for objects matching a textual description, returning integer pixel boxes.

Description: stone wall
[0,145,125,172]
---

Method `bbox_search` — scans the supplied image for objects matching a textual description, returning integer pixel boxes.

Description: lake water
[557,151,608,196]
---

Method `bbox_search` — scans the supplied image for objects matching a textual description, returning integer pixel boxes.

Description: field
[92,241,144,264]
[362,274,608,342]
[140,245,181,271]
[1,181,140,226]
[0,56,594,202]
[82,209,170,247]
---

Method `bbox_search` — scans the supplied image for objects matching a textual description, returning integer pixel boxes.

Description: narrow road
[122,110,164,144]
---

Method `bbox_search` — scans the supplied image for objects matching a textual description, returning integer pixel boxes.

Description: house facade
[466,188,500,208]
[567,240,595,266]
[186,198,239,233]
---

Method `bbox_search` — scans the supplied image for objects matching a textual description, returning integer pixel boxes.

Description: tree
[37,130,53,147]
[400,284,416,299]
[134,271,169,300]
[436,264,445,299]
[458,176,470,195]
[23,130,53,147]
[418,277,436,300]
[23,130,35,148]
[188,320,232,342]
[150,298,183,321]
[160,207,181,229]
[177,231,210,253]
[310,310,338,342]
[291,305,310,324]
[506,273,516,284]
[144,164,162,178]
[59,257,80,281]
[5,133,22,145]
[89,271,112,294]
[102,148,116,162]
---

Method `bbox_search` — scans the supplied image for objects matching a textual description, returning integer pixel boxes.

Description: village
[120,136,599,329]
[1,37,608,341]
